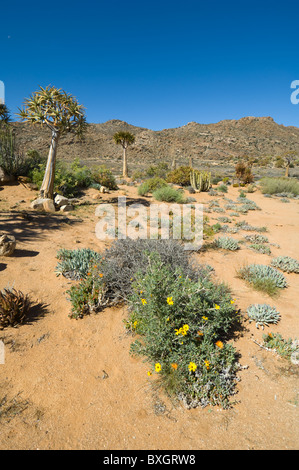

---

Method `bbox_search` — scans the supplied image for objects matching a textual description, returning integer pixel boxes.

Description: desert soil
[0,182,298,450]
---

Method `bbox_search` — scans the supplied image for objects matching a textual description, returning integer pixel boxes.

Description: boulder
[0,234,16,256]
[0,167,15,185]
[30,198,56,212]
[54,194,70,208]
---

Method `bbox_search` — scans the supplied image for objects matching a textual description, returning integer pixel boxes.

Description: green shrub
[246,304,280,329]
[0,288,31,328]
[249,244,271,255]
[270,256,299,274]
[65,239,214,317]
[146,162,169,179]
[153,186,186,203]
[91,164,118,190]
[215,236,239,251]
[263,332,299,361]
[238,264,287,295]
[259,177,299,196]
[31,158,95,197]
[166,166,192,186]
[137,177,167,196]
[244,234,269,244]
[215,184,228,193]
[127,253,241,409]
[55,248,100,280]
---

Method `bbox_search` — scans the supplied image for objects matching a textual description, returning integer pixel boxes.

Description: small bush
[146,162,169,179]
[166,166,192,186]
[55,248,100,280]
[259,177,299,196]
[270,256,299,274]
[153,186,186,203]
[215,184,228,193]
[91,164,118,190]
[246,304,280,329]
[249,244,271,255]
[263,332,299,361]
[0,288,31,328]
[127,253,241,409]
[244,234,269,244]
[215,236,239,251]
[237,264,287,295]
[65,239,214,318]
[137,177,168,196]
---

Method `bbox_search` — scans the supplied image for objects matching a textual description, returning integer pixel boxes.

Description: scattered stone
[0,234,16,256]
[60,204,74,212]
[54,194,70,208]
[99,186,109,193]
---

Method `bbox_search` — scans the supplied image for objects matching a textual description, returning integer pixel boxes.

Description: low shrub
[0,288,31,328]
[146,162,169,179]
[270,256,299,274]
[263,332,299,361]
[249,244,271,255]
[215,236,239,251]
[91,164,118,190]
[55,248,100,280]
[259,177,299,196]
[137,177,168,196]
[153,186,186,203]
[237,264,287,296]
[246,304,280,329]
[65,239,214,318]
[166,166,192,186]
[127,253,241,409]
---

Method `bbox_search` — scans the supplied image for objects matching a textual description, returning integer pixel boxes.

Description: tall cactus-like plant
[190,169,211,192]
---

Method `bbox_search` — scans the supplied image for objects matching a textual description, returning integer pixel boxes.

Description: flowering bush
[127,253,241,409]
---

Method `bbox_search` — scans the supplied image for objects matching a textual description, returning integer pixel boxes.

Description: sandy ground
[0,182,298,450]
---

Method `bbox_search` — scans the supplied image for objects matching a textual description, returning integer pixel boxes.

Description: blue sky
[1,0,299,130]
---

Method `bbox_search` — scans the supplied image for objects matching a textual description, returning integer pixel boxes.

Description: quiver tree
[18,86,87,199]
[113,131,135,178]
[0,104,11,126]
[282,151,297,177]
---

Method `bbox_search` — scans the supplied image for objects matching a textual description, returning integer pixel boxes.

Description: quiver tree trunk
[40,129,59,199]
[123,146,128,178]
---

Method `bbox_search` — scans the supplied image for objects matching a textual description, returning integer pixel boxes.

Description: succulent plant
[239,264,287,289]
[249,244,271,255]
[55,248,100,280]
[270,256,299,274]
[0,288,31,328]
[190,169,211,192]
[215,236,239,251]
[247,304,281,329]
[244,234,269,244]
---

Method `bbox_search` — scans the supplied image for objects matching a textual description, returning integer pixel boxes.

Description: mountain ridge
[11,115,299,171]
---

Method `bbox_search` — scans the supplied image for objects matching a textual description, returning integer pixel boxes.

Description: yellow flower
[155,363,161,372]
[197,330,203,337]
[133,321,138,328]
[230,300,235,304]
[215,340,224,349]
[147,370,152,376]
[204,360,210,370]
[171,363,178,370]
[166,317,170,322]
[175,328,181,335]
[202,316,208,321]
[182,324,189,332]
[188,362,197,372]
[141,298,147,305]
[214,304,220,310]
[167,296,174,305]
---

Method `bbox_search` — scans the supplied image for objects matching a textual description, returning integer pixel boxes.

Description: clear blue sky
[1,0,299,130]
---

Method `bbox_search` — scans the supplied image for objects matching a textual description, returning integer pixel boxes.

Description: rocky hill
[11,116,299,172]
